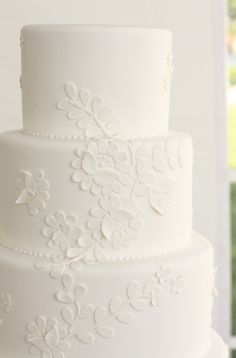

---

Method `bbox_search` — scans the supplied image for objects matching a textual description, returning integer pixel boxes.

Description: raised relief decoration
[71,138,189,215]
[0,293,12,327]
[25,266,184,358]
[15,170,50,216]
[57,83,125,139]
[36,205,143,278]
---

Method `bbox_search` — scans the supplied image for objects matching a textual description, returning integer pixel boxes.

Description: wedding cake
[0,25,228,358]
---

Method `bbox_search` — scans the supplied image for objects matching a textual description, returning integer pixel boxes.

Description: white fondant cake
[0,25,227,358]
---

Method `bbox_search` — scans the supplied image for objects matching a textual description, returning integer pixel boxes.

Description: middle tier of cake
[0,130,192,259]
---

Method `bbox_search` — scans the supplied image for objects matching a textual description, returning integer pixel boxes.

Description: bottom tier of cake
[0,232,218,358]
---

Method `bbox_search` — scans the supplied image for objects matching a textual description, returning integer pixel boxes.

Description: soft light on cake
[0,25,228,358]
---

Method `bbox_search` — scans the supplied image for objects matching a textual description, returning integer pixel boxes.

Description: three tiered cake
[0,25,228,357]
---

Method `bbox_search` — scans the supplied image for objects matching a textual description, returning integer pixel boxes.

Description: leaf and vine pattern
[35,201,143,278]
[0,293,12,327]
[71,137,191,214]
[57,83,125,139]
[25,266,184,357]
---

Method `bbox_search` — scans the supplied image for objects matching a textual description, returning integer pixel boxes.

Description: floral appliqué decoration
[57,83,125,139]
[15,170,50,216]
[0,293,12,327]
[35,204,143,277]
[25,266,184,357]
[71,141,131,196]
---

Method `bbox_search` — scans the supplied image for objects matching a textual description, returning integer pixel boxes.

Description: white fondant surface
[0,234,213,358]
[0,130,192,258]
[21,25,172,138]
[204,331,228,358]
[0,25,227,358]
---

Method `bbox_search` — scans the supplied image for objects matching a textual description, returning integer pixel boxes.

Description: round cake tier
[0,234,213,358]
[0,130,192,258]
[21,25,172,138]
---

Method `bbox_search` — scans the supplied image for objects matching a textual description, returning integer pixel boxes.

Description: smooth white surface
[0,234,213,358]
[21,25,172,137]
[0,130,192,257]
[205,331,228,358]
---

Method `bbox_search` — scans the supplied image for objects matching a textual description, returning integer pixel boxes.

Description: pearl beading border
[0,240,191,263]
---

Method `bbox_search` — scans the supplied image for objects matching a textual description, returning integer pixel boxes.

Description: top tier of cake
[21,25,172,138]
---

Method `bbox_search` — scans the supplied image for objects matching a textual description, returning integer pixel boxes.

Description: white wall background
[0,0,229,339]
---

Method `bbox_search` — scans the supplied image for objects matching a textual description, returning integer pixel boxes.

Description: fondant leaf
[116,311,134,324]
[45,324,59,349]
[81,152,96,175]
[109,296,122,314]
[57,98,72,110]
[94,306,107,324]
[127,281,140,299]
[96,326,114,339]
[65,82,77,101]
[130,299,147,311]
[80,304,94,319]
[101,216,114,239]
[76,332,95,344]
[61,274,73,291]
[75,285,87,301]
[56,292,73,304]
[15,189,34,204]
[92,95,104,114]
[61,307,74,325]
[79,89,91,106]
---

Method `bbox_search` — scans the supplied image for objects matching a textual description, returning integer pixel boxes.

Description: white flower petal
[15,189,35,204]
[90,207,105,218]
[45,215,58,229]
[92,226,103,240]
[101,216,114,240]
[90,183,101,196]
[79,89,91,106]
[45,325,59,349]
[54,211,65,225]
[65,82,77,101]
[57,98,72,110]
[71,159,81,170]
[33,197,46,211]
[94,170,116,187]
[23,171,37,192]
[99,197,110,211]
[86,218,101,229]
[37,180,50,191]
[91,95,104,114]
[99,106,115,122]
[81,153,97,175]
[80,175,92,190]
[28,202,39,216]
[71,171,84,183]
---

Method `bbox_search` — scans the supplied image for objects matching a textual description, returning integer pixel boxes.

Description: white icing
[0,25,228,358]
[0,234,214,358]
[0,130,192,258]
[21,25,172,138]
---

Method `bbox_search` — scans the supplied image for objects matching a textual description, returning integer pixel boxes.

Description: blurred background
[0,0,235,355]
